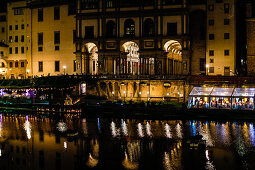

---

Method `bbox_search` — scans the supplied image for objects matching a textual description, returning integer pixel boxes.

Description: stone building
[246,1,255,76]
[0,0,248,78]
[75,0,188,76]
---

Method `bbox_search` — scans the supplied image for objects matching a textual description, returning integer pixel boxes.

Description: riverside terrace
[0,75,254,102]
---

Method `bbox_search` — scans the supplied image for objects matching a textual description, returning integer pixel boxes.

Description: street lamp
[123,91,126,102]
[206,64,209,76]
[26,69,30,79]
[63,65,66,75]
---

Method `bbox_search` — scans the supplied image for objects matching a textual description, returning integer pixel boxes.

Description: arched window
[106,20,116,37]
[124,19,135,37]
[143,18,154,36]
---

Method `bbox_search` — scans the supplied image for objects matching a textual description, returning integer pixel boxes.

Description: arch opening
[84,42,98,75]
[115,41,139,75]
[164,40,183,75]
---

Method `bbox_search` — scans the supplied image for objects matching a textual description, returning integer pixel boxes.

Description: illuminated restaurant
[188,87,255,110]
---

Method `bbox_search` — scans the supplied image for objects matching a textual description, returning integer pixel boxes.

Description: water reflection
[0,116,254,169]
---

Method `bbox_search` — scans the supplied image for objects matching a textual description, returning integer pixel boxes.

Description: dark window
[39,61,43,72]
[15,61,18,67]
[200,58,205,71]
[55,46,59,51]
[208,19,214,26]
[144,0,154,6]
[210,59,214,63]
[9,62,13,68]
[21,24,24,29]
[38,46,43,51]
[21,35,24,42]
[106,20,116,37]
[85,26,94,38]
[208,5,214,11]
[14,9,24,15]
[224,19,230,25]
[224,50,230,56]
[9,36,12,43]
[224,33,229,39]
[0,15,6,22]
[9,25,12,30]
[124,19,135,37]
[209,67,214,73]
[15,36,18,42]
[209,50,214,56]
[143,18,154,37]
[38,8,43,22]
[73,60,76,72]
[106,0,115,8]
[21,47,24,54]
[209,34,214,40]
[38,33,43,45]
[68,1,76,15]
[81,0,98,9]
[162,0,182,5]
[9,47,12,54]
[55,61,60,72]
[224,3,230,14]
[216,0,223,3]
[1,27,4,32]
[167,22,177,36]
[15,25,18,30]
[21,62,24,67]
[54,7,60,20]
[15,47,18,54]
[54,31,60,44]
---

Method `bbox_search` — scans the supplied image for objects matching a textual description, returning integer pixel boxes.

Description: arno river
[0,114,254,170]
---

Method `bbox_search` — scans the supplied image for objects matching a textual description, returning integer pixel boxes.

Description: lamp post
[26,69,30,79]
[123,91,126,102]
[63,65,66,75]
[206,64,209,76]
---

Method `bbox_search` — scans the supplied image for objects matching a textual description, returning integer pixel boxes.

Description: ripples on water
[0,115,254,169]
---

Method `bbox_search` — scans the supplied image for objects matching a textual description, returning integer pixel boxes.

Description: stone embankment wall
[85,79,191,102]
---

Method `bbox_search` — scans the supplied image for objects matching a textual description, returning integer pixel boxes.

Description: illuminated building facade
[75,0,188,76]
[0,0,249,78]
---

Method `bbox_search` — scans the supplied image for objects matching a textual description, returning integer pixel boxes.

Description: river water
[0,114,254,170]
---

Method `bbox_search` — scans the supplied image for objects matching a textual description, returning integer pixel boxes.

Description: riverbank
[0,101,255,121]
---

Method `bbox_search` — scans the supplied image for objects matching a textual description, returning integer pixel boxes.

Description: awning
[210,87,234,97]
[189,87,214,97]
[232,88,255,97]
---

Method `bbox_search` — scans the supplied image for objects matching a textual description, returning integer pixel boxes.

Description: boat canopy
[210,87,234,97]
[232,88,255,97]
[189,87,214,96]
[189,87,255,98]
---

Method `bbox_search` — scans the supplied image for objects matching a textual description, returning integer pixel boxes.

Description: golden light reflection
[137,123,144,138]
[122,152,139,170]
[146,122,152,137]
[175,123,182,139]
[165,123,172,138]
[23,119,31,140]
[86,153,99,168]
[122,120,128,136]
